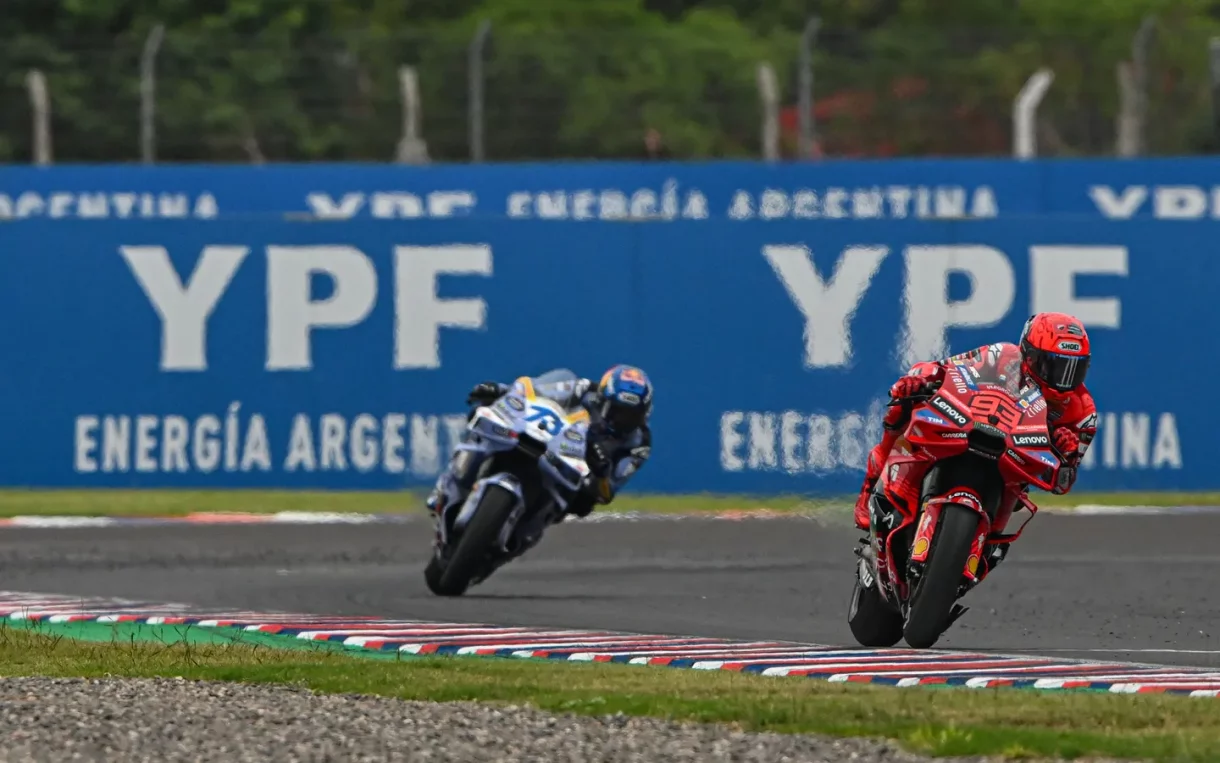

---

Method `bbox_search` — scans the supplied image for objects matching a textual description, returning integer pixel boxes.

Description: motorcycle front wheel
[425,484,520,597]
[902,502,980,649]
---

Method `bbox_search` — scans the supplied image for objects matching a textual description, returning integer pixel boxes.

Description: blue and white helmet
[596,365,653,434]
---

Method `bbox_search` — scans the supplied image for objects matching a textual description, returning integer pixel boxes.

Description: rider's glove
[466,381,502,406]
[587,441,611,478]
[889,375,930,401]
[1052,427,1082,463]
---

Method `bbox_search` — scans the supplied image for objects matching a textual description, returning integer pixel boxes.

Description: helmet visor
[1030,351,1089,392]
[602,400,647,432]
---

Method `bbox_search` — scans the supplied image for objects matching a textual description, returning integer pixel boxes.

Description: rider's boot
[425,471,453,515]
[853,446,885,531]
[429,447,487,516]
[853,408,908,531]
[425,489,444,514]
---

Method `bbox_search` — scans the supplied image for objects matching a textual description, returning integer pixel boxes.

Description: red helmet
[1019,313,1090,399]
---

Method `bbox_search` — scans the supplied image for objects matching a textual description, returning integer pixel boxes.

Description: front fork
[907,490,996,591]
[866,487,1006,609]
[430,446,490,547]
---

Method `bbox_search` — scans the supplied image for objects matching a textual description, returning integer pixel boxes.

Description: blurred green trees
[2,0,1218,161]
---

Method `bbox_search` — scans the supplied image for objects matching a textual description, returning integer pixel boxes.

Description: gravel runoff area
[0,676,1120,763]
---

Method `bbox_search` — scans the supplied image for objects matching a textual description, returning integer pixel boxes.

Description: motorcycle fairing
[871,363,1061,604]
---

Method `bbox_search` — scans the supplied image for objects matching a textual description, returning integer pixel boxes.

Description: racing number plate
[969,391,1022,429]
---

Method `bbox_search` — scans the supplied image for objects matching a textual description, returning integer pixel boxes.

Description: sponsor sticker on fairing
[931,396,969,427]
[950,367,971,394]
[1012,433,1050,447]
[559,441,585,459]
[953,364,978,391]
[947,490,982,511]
[916,410,948,425]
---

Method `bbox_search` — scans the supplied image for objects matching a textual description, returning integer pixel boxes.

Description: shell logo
[967,554,980,576]
[912,538,929,557]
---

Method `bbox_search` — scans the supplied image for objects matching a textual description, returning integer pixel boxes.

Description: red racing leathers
[853,342,1098,531]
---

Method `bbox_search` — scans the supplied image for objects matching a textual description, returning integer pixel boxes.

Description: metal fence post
[26,70,52,165]
[757,63,779,161]
[140,24,166,164]
[1013,68,1054,159]
[469,20,492,163]
[1117,16,1156,157]
[1210,38,1220,147]
[797,17,821,159]
[396,66,429,164]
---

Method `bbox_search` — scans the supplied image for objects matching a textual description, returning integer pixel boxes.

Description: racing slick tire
[848,571,904,648]
[902,502,979,649]
[425,484,519,597]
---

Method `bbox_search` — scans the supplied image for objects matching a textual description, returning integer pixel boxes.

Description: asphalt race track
[1,511,1218,668]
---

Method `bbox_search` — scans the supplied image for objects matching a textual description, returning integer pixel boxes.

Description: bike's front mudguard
[440,469,559,545]
[434,452,575,549]
[908,490,992,586]
[452,474,527,549]
[434,473,562,586]
[432,434,513,543]
[865,487,994,609]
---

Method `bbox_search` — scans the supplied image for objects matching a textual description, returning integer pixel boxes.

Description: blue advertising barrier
[4,157,1220,223]
[0,210,1213,493]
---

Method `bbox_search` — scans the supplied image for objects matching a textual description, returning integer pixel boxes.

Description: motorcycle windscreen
[949,353,1022,396]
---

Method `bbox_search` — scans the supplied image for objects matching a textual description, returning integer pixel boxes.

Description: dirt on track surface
[0,511,1217,667]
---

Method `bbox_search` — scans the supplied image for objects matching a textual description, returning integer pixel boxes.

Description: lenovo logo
[931,397,969,427]
[1012,433,1049,447]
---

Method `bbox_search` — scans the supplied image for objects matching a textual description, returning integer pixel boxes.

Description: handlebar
[886,391,936,408]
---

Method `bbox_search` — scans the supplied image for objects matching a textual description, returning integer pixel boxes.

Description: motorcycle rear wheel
[422,554,452,596]
[847,573,904,647]
[902,502,979,649]
[426,484,519,597]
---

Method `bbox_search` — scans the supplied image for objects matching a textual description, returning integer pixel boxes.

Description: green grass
[0,489,1213,518]
[0,489,422,517]
[0,489,809,517]
[2,623,1219,761]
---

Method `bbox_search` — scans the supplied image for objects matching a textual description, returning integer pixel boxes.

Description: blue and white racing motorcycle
[424,375,593,597]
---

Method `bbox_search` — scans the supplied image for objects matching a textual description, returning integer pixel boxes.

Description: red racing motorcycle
[848,362,1061,649]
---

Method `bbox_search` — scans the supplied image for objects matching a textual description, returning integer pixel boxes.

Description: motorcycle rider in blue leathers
[425,365,654,519]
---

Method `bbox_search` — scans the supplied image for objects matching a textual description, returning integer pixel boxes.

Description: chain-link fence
[2,19,1218,164]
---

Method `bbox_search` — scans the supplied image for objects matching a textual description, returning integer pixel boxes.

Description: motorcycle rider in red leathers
[852,313,1098,550]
